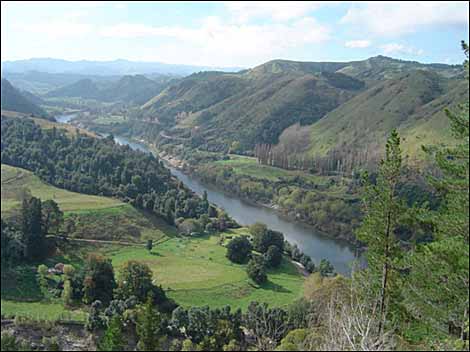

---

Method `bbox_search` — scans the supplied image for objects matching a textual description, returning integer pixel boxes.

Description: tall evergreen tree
[355,129,407,334]
[98,316,125,351]
[136,293,163,351]
[21,196,44,260]
[404,42,469,345]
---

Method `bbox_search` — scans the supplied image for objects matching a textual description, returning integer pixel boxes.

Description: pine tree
[355,129,407,334]
[98,316,125,351]
[404,42,469,345]
[136,293,162,351]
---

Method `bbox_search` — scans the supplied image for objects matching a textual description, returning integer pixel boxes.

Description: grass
[1,164,123,215]
[1,163,304,317]
[214,154,328,184]
[106,233,305,310]
[1,300,87,322]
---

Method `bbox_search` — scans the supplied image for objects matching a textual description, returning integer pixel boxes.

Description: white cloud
[345,40,371,48]
[224,1,326,23]
[380,43,424,56]
[97,16,330,66]
[341,2,469,37]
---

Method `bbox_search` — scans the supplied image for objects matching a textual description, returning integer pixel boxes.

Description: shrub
[246,256,267,284]
[226,236,252,264]
[264,245,282,268]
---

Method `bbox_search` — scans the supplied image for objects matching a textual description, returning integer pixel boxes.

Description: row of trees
[254,142,382,176]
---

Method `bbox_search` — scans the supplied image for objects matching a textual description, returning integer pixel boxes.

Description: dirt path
[50,236,172,247]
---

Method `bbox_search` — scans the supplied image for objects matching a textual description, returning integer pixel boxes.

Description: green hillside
[0,79,48,117]
[46,74,171,104]
[138,56,463,155]
[143,67,365,151]
[278,70,469,162]
[45,78,102,100]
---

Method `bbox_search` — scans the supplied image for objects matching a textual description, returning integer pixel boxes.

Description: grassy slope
[1,164,122,215]
[214,155,331,186]
[283,72,468,161]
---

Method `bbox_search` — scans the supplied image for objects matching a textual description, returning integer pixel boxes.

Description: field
[107,233,305,310]
[1,164,305,321]
[1,164,123,215]
[215,154,329,184]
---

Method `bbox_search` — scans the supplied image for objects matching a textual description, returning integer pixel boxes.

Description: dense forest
[0,117,217,226]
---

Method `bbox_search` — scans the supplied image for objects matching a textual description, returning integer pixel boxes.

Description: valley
[1,42,468,351]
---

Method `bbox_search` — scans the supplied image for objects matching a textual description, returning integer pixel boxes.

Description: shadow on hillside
[258,280,291,293]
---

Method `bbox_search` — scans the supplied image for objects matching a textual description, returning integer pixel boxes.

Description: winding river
[56,114,359,275]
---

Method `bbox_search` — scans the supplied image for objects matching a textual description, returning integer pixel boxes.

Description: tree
[37,264,49,297]
[244,302,289,350]
[226,236,252,264]
[62,279,73,307]
[41,199,63,235]
[177,218,202,235]
[98,316,125,351]
[264,245,282,268]
[319,259,335,278]
[21,196,44,260]
[136,294,163,351]
[251,226,284,253]
[404,42,469,343]
[86,300,106,332]
[83,254,116,305]
[355,129,407,335]
[115,260,154,303]
[146,239,153,253]
[246,256,267,284]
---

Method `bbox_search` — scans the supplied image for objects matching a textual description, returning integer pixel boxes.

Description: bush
[226,236,252,264]
[246,256,267,284]
[319,259,335,277]
[252,227,284,253]
[264,245,282,268]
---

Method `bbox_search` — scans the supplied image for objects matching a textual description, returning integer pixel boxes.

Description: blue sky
[1,1,469,68]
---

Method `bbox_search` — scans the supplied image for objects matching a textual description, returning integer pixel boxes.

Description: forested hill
[0,79,48,118]
[0,115,213,226]
[46,74,173,104]
[139,56,463,153]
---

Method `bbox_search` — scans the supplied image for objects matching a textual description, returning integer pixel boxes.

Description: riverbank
[156,149,360,245]
[52,117,358,275]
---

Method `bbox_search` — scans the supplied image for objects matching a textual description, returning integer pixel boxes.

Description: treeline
[255,142,381,176]
[0,117,212,226]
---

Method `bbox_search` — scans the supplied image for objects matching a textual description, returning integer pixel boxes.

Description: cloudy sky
[1,1,468,67]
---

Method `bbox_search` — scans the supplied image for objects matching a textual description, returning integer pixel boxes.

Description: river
[111,135,359,275]
[56,114,359,274]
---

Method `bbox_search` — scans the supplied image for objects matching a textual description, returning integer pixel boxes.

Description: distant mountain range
[1,54,466,164]
[1,58,244,76]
